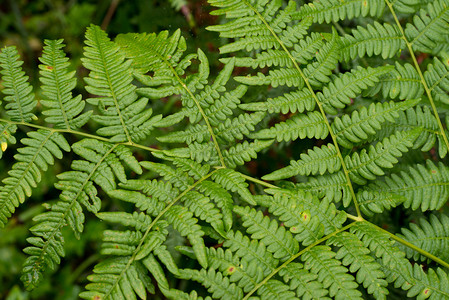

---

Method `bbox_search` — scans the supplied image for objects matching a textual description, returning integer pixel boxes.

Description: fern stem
[385,0,449,152]
[160,56,226,167]
[370,222,449,269]
[241,0,361,217]
[239,173,278,189]
[347,213,364,222]
[0,118,163,153]
[101,170,217,299]
[243,222,358,300]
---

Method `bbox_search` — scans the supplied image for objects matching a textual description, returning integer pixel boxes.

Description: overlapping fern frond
[1,0,449,299]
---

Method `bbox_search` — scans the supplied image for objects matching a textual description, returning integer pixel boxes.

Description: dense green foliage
[1,0,449,299]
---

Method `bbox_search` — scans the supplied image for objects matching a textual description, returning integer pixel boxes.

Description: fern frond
[256,279,296,299]
[351,222,411,277]
[392,0,435,14]
[404,0,449,53]
[332,98,420,148]
[166,205,208,268]
[300,245,362,299]
[366,62,424,100]
[340,22,405,61]
[212,168,256,205]
[327,232,389,299]
[255,191,325,246]
[358,160,449,213]
[0,46,37,122]
[319,65,394,114]
[302,28,340,87]
[206,247,263,293]
[223,230,278,276]
[110,179,177,216]
[233,205,299,260]
[82,25,161,143]
[251,111,328,142]
[196,180,233,232]
[223,139,273,168]
[0,130,69,228]
[263,143,340,180]
[239,88,315,115]
[0,122,17,158]
[297,171,352,206]
[383,263,449,299]
[80,256,155,299]
[39,39,92,129]
[279,262,328,299]
[183,191,226,237]
[292,0,385,23]
[141,161,193,190]
[21,139,142,289]
[180,268,244,299]
[398,214,449,263]
[264,188,347,236]
[345,128,421,184]
[424,57,449,104]
[373,105,445,155]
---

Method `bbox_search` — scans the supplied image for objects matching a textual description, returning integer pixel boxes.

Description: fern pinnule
[340,21,405,61]
[39,39,92,129]
[398,214,449,263]
[0,46,37,122]
[0,130,69,228]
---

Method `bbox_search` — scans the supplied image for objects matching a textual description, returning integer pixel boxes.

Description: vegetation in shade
[1,0,449,299]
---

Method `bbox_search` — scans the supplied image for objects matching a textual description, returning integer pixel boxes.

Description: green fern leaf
[212,168,256,205]
[425,57,449,104]
[39,39,92,129]
[239,88,315,115]
[206,247,263,293]
[301,245,362,299]
[398,214,449,263]
[255,191,324,246]
[0,46,37,122]
[383,263,449,299]
[292,0,385,23]
[223,139,274,168]
[82,25,162,143]
[233,205,299,260]
[166,205,207,268]
[250,111,328,142]
[319,65,394,114]
[366,62,424,100]
[392,0,435,14]
[264,188,347,236]
[358,160,449,213]
[340,22,405,60]
[303,28,340,87]
[297,171,352,206]
[21,139,141,289]
[180,268,244,299]
[351,222,411,277]
[80,257,155,299]
[327,232,389,299]
[332,98,420,148]
[264,143,340,180]
[279,262,329,299]
[345,128,422,184]
[404,0,449,53]
[0,130,69,228]
[257,279,296,300]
